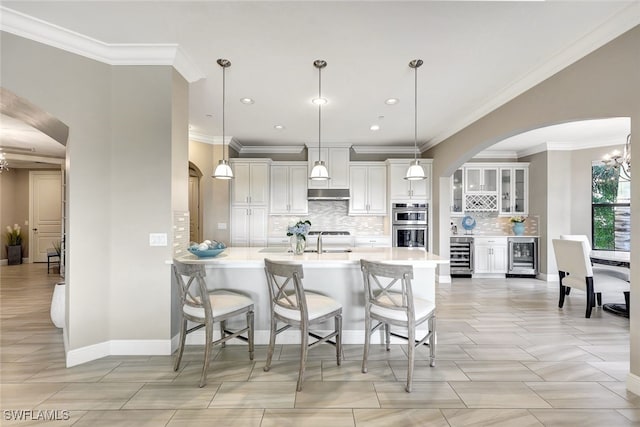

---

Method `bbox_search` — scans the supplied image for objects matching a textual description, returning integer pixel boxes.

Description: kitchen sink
[290,248,353,253]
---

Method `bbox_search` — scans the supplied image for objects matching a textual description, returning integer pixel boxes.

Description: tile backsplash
[269,201,386,236]
[450,214,539,236]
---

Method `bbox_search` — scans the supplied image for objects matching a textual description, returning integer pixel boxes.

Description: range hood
[307,189,350,200]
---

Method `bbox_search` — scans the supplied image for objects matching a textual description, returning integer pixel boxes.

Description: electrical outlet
[149,233,168,247]
[217,223,227,230]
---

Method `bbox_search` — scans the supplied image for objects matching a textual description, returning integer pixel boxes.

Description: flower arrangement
[287,219,311,240]
[5,224,23,246]
[509,216,526,223]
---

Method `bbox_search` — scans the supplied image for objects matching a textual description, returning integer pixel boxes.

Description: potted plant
[509,216,526,236]
[5,224,23,265]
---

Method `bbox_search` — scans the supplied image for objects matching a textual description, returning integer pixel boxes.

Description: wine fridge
[507,237,538,277]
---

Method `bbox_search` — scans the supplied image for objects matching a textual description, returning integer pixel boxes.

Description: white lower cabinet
[230,206,267,247]
[473,237,508,275]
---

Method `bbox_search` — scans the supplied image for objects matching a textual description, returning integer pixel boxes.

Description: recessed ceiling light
[312,98,328,105]
[370,125,380,131]
[240,98,254,104]
[274,125,285,130]
[385,98,399,105]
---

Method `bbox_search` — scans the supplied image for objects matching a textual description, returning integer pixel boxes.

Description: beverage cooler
[507,237,538,277]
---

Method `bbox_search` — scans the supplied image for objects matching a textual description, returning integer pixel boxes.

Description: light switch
[217,223,227,230]
[149,233,168,247]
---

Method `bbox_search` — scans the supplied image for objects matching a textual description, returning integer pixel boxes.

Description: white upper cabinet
[307,146,350,189]
[349,163,387,216]
[450,168,464,215]
[451,162,529,215]
[230,159,270,206]
[499,166,528,215]
[269,162,308,215]
[386,159,432,201]
[465,167,498,193]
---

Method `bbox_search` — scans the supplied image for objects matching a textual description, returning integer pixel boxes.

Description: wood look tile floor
[1,264,638,426]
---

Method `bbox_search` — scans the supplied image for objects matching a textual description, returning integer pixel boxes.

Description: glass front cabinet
[451,163,528,216]
[499,166,528,215]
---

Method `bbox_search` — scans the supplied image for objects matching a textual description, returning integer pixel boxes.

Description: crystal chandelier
[0,152,8,173]
[603,134,631,182]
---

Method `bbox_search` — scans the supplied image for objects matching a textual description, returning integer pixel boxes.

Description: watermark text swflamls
[3,409,70,421]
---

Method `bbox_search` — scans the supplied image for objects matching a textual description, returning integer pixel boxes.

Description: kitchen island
[177,247,448,344]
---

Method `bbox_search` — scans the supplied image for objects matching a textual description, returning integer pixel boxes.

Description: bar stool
[360,259,436,392]
[172,259,255,387]
[263,259,342,391]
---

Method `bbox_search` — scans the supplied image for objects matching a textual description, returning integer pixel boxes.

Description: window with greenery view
[592,162,630,251]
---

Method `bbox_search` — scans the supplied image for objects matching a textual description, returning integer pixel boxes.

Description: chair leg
[565,287,571,295]
[335,314,342,366]
[200,321,214,388]
[362,313,371,374]
[585,279,594,319]
[297,326,309,392]
[596,292,602,307]
[406,325,415,393]
[174,318,188,371]
[384,323,391,351]
[264,316,277,372]
[247,310,255,361]
[220,320,226,348]
[429,315,436,368]
[624,291,630,315]
[558,284,566,308]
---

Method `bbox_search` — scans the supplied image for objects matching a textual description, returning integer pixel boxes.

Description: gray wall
[1,32,189,357]
[426,25,640,386]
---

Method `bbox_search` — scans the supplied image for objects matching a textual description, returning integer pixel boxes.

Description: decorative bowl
[188,247,225,258]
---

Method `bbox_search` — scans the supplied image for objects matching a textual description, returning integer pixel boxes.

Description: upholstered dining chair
[360,259,436,393]
[172,259,254,387]
[552,239,630,318]
[263,259,342,391]
[559,234,630,283]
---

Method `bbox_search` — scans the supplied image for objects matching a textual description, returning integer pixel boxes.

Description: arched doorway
[188,162,203,243]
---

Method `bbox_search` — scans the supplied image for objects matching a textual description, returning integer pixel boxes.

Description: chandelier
[603,134,631,181]
[0,152,8,173]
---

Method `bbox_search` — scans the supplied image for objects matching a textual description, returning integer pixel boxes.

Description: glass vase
[290,235,306,255]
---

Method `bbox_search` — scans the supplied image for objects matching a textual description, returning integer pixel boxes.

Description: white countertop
[179,246,448,267]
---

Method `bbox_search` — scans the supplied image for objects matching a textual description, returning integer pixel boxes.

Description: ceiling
[1,1,638,160]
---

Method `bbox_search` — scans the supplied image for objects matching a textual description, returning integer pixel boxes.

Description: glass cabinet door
[452,169,463,213]
[500,169,511,213]
[482,168,498,192]
[513,168,526,214]
[465,168,481,192]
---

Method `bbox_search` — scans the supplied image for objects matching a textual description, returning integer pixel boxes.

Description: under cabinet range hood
[307,189,350,200]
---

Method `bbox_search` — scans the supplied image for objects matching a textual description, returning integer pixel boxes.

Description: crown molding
[188,132,236,146]
[239,145,306,154]
[351,145,418,155]
[472,150,519,160]
[425,2,640,150]
[514,136,626,158]
[304,142,353,149]
[0,6,205,83]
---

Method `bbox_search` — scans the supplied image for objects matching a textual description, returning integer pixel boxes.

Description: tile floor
[1,263,638,426]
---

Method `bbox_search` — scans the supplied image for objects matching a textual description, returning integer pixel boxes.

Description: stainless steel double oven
[392,203,428,250]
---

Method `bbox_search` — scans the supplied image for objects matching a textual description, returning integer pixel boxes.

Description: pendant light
[405,59,427,181]
[212,58,234,180]
[309,59,330,180]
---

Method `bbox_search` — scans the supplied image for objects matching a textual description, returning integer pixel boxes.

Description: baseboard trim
[438,274,452,284]
[66,339,172,367]
[627,372,640,396]
[0,259,6,266]
[537,272,559,282]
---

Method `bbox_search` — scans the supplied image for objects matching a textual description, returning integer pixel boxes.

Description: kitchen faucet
[317,231,323,253]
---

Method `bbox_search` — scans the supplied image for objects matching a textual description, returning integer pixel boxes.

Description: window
[592,162,631,251]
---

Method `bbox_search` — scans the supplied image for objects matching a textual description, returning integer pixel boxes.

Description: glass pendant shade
[309,160,329,180]
[213,159,233,179]
[404,159,426,181]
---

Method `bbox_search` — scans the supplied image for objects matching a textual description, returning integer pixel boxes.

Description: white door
[349,166,368,214]
[30,170,62,263]
[288,165,308,214]
[367,166,387,214]
[389,163,410,200]
[269,165,289,214]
